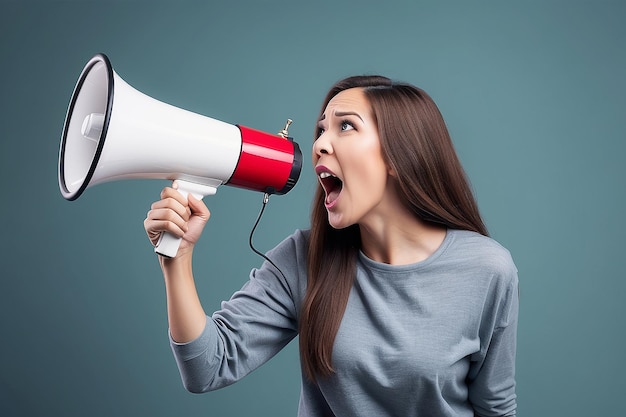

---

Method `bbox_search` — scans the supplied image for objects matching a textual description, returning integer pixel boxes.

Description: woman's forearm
[161,251,207,343]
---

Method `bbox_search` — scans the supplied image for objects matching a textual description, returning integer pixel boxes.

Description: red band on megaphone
[229,125,301,194]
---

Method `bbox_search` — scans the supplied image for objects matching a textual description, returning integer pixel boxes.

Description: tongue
[326,189,340,205]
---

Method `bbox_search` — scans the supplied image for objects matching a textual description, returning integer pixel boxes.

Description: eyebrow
[335,111,364,121]
[317,111,364,122]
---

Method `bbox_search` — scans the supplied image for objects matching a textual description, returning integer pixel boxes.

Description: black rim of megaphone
[59,53,114,201]
[275,140,302,195]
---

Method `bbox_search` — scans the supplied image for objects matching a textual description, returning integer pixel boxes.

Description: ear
[387,164,398,178]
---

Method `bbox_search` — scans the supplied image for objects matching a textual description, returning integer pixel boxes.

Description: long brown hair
[299,75,488,381]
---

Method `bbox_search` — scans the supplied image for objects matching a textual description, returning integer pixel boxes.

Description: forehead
[323,87,370,115]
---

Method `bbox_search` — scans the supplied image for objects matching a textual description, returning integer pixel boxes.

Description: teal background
[1,1,625,416]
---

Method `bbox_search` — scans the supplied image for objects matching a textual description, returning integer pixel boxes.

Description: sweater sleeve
[169,230,307,393]
[467,259,519,417]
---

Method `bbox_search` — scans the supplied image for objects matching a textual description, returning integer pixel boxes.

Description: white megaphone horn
[58,53,302,258]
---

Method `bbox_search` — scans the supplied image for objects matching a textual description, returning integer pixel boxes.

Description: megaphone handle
[154,180,218,258]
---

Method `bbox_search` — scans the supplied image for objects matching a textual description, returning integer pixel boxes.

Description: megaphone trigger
[171,179,218,200]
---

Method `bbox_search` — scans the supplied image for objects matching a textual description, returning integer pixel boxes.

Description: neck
[359,210,447,265]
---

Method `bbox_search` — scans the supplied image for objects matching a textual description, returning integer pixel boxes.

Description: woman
[144,75,519,416]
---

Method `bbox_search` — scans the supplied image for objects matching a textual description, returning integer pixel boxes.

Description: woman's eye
[340,121,354,131]
[316,127,325,138]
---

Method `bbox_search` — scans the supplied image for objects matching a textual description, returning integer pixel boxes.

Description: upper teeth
[319,172,334,179]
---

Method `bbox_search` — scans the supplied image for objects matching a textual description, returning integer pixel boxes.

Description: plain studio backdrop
[1,1,624,416]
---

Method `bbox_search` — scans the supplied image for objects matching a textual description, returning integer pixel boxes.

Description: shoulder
[267,228,310,257]
[245,229,311,312]
[444,230,519,308]
[446,229,517,280]
[446,230,519,327]
[263,228,310,282]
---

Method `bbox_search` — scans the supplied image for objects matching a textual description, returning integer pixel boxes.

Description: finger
[147,207,189,233]
[143,217,167,245]
[151,196,190,222]
[144,216,187,247]
[160,186,188,206]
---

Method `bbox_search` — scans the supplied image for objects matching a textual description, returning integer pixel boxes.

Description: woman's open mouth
[318,170,343,208]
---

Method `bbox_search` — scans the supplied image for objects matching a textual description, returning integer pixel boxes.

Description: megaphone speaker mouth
[58,53,113,201]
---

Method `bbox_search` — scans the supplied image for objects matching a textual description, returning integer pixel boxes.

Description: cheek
[349,154,388,196]
[368,165,390,192]
[360,147,388,182]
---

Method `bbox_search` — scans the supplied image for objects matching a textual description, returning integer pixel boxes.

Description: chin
[327,214,354,230]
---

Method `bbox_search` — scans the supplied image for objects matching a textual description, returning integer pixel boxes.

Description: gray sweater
[170,229,518,416]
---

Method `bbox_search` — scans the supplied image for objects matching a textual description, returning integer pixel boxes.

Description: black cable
[249,193,287,280]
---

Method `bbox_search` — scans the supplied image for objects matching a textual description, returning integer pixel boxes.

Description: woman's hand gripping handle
[145,180,214,258]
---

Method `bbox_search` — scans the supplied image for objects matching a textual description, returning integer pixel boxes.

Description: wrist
[159,248,194,273]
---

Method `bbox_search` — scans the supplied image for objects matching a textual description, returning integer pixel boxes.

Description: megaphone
[58,53,302,257]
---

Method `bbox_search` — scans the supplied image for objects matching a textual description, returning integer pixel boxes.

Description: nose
[313,132,332,157]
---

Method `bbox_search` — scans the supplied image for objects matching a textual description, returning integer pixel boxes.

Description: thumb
[187,193,211,222]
